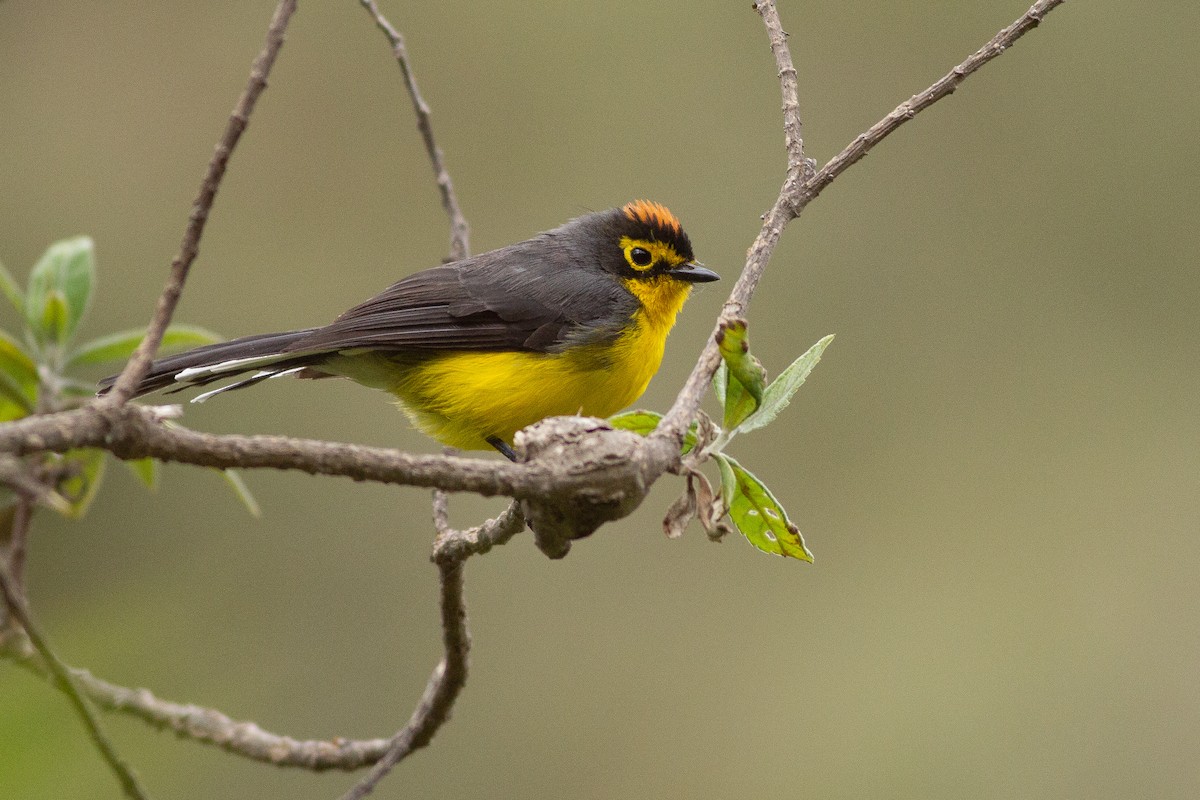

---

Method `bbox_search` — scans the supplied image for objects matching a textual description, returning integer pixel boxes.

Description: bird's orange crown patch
[622,200,683,237]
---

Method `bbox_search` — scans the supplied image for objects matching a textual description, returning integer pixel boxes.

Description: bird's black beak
[674,261,720,283]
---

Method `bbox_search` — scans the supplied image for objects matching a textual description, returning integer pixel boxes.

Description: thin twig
[757,0,814,181]
[102,0,298,405]
[339,558,470,799]
[3,496,33,599]
[798,0,1066,210]
[359,0,470,261]
[654,0,1066,445]
[432,500,525,563]
[0,629,395,770]
[0,563,152,800]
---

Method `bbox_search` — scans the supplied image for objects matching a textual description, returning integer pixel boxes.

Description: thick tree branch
[0,405,660,502]
[102,0,297,405]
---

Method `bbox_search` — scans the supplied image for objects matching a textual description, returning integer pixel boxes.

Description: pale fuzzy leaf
[26,236,94,345]
[67,324,223,369]
[217,468,261,517]
[737,334,834,434]
[123,457,160,491]
[0,257,25,315]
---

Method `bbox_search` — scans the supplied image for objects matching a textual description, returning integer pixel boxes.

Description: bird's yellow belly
[382,323,667,450]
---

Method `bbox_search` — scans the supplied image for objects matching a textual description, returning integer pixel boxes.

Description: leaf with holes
[716,453,812,562]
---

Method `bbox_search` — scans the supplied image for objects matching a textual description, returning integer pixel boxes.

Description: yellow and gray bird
[102,200,717,460]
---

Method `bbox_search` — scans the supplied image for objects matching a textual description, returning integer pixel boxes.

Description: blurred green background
[2,1,1198,798]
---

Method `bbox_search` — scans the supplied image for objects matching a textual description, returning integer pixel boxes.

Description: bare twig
[339,558,470,799]
[354,4,479,788]
[0,563,152,799]
[758,0,815,181]
[0,629,394,769]
[800,0,1066,209]
[431,488,452,535]
[654,0,1066,446]
[102,0,298,405]
[432,500,525,563]
[2,496,33,599]
[359,0,470,261]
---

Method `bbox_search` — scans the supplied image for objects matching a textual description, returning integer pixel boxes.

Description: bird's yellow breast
[365,277,693,450]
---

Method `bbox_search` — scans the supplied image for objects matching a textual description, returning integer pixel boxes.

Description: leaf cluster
[612,320,833,561]
[0,238,253,519]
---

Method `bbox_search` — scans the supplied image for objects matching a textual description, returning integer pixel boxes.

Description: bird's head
[580,200,720,325]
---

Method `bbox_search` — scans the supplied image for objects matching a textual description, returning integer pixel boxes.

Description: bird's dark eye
[629,247,653,268]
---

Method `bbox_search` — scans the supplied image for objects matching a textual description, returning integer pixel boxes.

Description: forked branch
[0,0,1069,786]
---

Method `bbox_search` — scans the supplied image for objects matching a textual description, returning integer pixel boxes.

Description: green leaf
[608,409,663,437]
[67,324,223,369]
[26,236,95,346]
[0,397,29,423]
[0,372,34,416]
[715,451,736,508]
[737,334,834,434]
[217,468,261,517]
[42,290,71,348]
[0,329,38,411]
[716,453,812,562]
[608,409,699,454]
[716,319,766,431]
[0,257,25,315]
[55,448,107,519]
[712,360,727,405]
[123,457,160,491]
[721,364,760,432]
